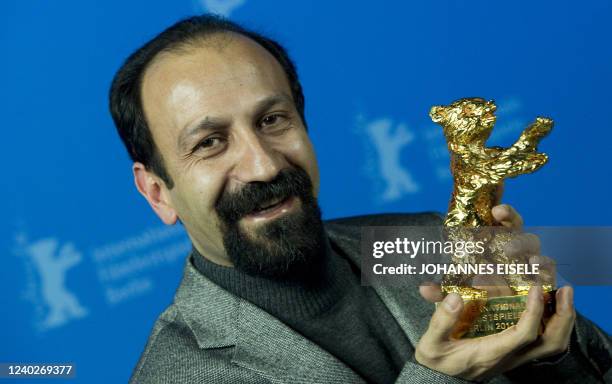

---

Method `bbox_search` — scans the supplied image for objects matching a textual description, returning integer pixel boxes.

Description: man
[109,15,611,383]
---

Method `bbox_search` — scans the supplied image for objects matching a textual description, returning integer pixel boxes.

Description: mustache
[215,167,314,223]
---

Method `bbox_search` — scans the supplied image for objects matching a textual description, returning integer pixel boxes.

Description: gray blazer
[129,213,612,383]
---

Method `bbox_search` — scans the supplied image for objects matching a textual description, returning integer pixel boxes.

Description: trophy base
[437,290,556,338]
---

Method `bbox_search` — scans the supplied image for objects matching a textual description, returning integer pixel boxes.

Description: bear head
[430,98,497,146]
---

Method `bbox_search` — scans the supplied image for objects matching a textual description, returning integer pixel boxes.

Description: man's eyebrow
[177,93,294,151]
[252,93,294,118]
[177,117,228,152]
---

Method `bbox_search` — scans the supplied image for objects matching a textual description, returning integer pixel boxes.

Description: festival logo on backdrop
[360,117,420,202]
[359,98,527,203]
[199,0,246,16]
[18,236,88,331]
[15,225,191,333]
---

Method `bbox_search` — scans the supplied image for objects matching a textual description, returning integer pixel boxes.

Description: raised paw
[530,117,553,137]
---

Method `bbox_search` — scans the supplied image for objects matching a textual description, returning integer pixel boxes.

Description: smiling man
[110,15,611,384]
[137,31,323,278]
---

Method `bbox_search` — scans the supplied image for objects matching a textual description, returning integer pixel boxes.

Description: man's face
[139,33,321,276]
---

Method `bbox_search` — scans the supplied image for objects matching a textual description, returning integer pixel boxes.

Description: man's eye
[196,136,225,150]
[260,113,286,128]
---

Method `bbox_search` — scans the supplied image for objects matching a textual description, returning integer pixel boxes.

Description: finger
[492,204,523,230]
[419,284,444,303]
[538,255,556,275]
[530,255,556,287]
[503,233,541,260]
[421,293,463,344]
[507,286,575,368]
[542,286,575,340]
[483,285,545,357]
[514,285,545,338]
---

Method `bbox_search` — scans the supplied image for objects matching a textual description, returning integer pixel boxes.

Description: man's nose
[231,132,286,184]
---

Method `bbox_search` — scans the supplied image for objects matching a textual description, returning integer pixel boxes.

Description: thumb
[419,283,444,303]
[423,293,464,343]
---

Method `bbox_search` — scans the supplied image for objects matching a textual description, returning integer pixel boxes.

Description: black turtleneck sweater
[191,237,412,384]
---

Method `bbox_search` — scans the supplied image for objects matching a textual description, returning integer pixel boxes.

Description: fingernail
[492,205,505,216]
[529,285,542,306]
[565,286,574,310]
[443,293,461,312]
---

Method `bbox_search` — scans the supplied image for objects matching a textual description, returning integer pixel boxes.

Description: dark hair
[109,14,306,189]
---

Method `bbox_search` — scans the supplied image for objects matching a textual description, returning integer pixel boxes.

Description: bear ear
[430,106,445,123]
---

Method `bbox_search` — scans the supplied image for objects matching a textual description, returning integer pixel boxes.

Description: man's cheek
[310,161,320,197]
[284,135,320,193]
[173,185,218,232]
[187,173,226,212]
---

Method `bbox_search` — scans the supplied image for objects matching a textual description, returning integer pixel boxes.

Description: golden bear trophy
[430,97,555,338]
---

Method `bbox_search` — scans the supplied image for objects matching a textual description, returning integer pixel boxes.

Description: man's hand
[415,204,576,380]
[415,286,574,380]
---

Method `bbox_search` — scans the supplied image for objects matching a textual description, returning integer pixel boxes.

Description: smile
[242,196,297,223]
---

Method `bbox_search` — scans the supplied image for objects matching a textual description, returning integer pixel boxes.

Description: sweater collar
[190,234,355,319]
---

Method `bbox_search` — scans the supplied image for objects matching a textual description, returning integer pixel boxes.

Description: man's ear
[133,162,178,225]
[429,106,446,123]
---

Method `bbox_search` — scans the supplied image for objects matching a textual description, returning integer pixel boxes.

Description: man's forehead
[142,34,283,103]
[140,33,292,145]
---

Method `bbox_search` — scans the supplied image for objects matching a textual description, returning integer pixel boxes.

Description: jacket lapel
[369,281,434,346]
[176,217,439,383]
[325,222,436,346]
[175,256,364,383]
[232,300,365,383]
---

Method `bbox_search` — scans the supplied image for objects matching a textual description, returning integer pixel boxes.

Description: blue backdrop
[2,1,611,382]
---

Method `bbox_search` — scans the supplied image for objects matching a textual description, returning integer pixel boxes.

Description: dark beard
[215,167,325,279]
